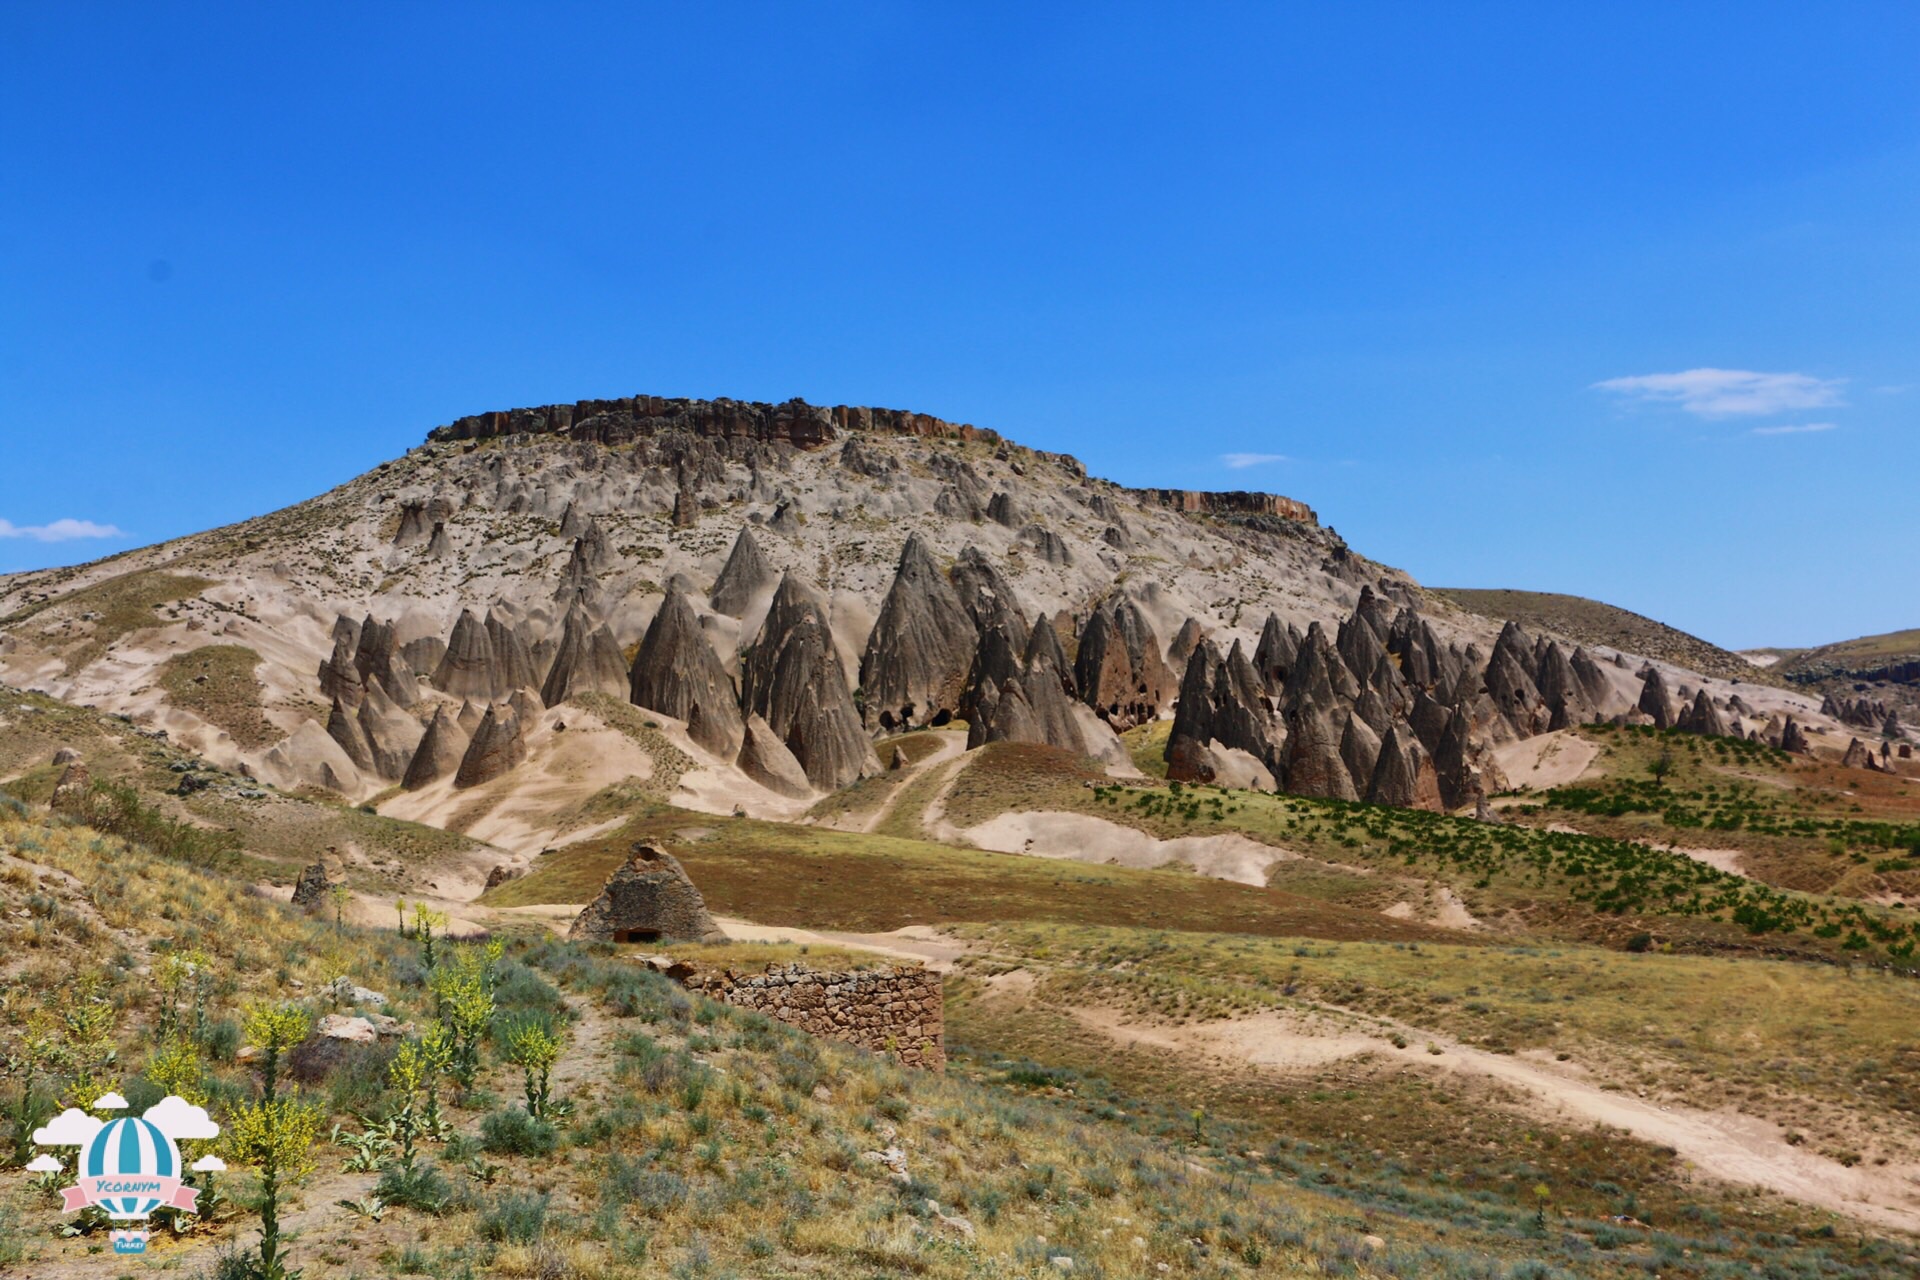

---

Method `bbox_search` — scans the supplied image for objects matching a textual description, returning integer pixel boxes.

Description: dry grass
[484,803,1456,944]
[157,643,280,748]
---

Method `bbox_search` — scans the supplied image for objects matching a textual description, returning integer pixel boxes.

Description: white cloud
[91,1091,129,1110]
[1221,452,1288,469]
[26,1153,64,1173]
[34,1108,104,1146]
[0,518,125,543]
[1751,422,1838,437]
[1593,368,1845,418]
[144,1096,220,1141]
[191,1154,227,1173]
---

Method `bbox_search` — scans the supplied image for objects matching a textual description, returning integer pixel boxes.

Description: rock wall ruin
[685,962,945,1071]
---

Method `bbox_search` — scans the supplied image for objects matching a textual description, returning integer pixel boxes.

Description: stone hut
[570,844,726,944]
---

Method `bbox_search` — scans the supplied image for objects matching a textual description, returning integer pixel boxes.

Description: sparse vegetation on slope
[158,643,281,749]
[1431,587,1769,684]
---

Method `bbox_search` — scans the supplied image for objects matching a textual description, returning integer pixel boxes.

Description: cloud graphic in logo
[26,1153,64,1173]
[144,1097,221,1141]
[191,1155,227,1173]
[92,1092,130,1111]
[34,1108,105,1146]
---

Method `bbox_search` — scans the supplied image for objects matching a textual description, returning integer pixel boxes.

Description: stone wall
[685,962,945,1071]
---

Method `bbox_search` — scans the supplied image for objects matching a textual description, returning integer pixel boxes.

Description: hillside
[4,392,1920,1276]
[1429,587,1770,685]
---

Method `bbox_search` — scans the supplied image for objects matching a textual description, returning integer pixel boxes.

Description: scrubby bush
[481,1106,559,1156]
[478,1191,550,1244]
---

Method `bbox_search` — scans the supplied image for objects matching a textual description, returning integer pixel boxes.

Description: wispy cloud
[0,517,125,543]
[1221,452,1288,469]
[1751,422,1838,437]
[1593,368,1845,418]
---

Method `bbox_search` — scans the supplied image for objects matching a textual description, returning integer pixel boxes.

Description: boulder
[630,584,745,758]
[859,534,979,730]
[736,711,814,798]
[290,861,334,911]
[569,844,726,943]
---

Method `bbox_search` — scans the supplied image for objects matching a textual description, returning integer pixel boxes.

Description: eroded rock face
[403,704,469,790]
[541,605,629,708]
[433,609,499,702]
[1075,599,1173,729]
[569,844,725,943]
[967,620,1082,753]
[1637,669,1675,730]
[948,546,1028,652]
[1165,641,1287,783]
[859,534,979,731]
[291,861,334,911]
[1281,705,1358,800]
[357,682,425,780]
[710,527,776,618]
[1675,689,1732,738]
[454,702,528,788]
[1781,717,1809,754]
[740,574,879,790]
[630,585,744,758]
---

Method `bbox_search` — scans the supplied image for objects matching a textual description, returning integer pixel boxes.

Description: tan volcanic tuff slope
[0,394,1878,815]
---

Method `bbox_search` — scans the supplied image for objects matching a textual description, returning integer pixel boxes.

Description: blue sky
[1,5,1914,649]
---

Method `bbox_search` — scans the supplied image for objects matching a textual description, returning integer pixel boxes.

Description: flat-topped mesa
[427,395,1004,451]
[1129,488,1318,525]
[424,394,1317,525]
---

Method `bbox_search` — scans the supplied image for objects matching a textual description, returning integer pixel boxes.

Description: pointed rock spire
[630,584,744,758]
[402,704,470,790]
[455,703,528,788]
[740,573,879,790]
[433,609,498,702]
[1637,669,1675,729]
[858,534,979,730]
[542,605,630,708]
[709,526,776,618]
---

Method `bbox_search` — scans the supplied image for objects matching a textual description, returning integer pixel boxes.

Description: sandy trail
[1062,996,1920,1235]
[861,730,968,834]
[1494,730,1601,792]
[961,809,1293,886]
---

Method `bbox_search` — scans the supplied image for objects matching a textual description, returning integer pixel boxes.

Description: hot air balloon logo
[34,1092,220,1255]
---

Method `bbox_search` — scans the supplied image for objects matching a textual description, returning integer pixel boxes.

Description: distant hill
[1429,587,1770,684]
[1760,626,1920,695]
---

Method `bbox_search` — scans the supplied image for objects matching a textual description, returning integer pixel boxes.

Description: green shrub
[479,1191,549,1244]
[481,1106,559,1156]
[375,1162,453,1214]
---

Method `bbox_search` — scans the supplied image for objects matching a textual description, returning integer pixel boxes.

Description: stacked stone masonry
[685,962,945,1071]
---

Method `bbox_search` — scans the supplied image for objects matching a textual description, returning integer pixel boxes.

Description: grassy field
[956,920,1920,1166]
[482,803,1458,944]
[157,643,281,749]
[7,798,1917,1277]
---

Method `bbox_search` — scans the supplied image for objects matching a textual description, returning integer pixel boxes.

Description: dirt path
[1062,996,1920,1235]
[862,731,968,835]
[712,917,973,972]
